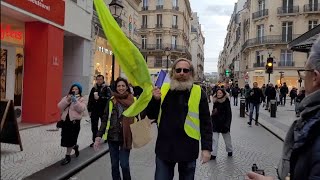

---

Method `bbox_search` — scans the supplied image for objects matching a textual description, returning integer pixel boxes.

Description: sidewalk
[1,116,93,180]
[258,102,296,141]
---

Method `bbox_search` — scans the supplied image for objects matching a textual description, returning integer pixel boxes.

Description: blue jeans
[155,157,196,180]
[108,141,131,180]
[249,103,260,124]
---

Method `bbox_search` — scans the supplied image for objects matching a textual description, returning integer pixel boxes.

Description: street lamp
[279,71,284,85]
[164,47,171,73]
[109,0,123,90]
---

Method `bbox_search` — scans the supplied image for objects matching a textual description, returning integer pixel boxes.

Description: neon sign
[1,24,23,41]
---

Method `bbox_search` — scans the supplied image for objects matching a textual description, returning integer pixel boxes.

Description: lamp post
[164,47,171,73]
[279,71,284,85]
[109,0,123,90]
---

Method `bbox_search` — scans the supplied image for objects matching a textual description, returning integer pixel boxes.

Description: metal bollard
[240,98,246,117]
[270,100,277,118]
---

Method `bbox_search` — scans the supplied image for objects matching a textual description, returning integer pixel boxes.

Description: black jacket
[266,87,276,100]
[295,93,305,103]
[97,99,123,142]
[249,87,264,104]
[87,84,112,114]
[280,85,289,95]
[231,87,240,97]
[211,96,232,133]
[146,87,212,162]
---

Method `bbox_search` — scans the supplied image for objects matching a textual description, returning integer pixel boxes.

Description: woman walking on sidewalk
[94,77,135,180]
[57,83,86,165]
[210,88,233,160]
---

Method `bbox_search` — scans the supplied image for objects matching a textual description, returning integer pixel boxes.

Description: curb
[24,144,109,180]
[244,112,285,142]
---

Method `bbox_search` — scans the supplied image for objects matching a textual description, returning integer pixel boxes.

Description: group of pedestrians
[54,37,320,180]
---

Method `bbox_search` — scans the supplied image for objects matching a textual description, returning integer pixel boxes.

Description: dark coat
[87,84,112,114]
[278,90,320,180]
[146,86,212,162]
[211,96,232,133]
[290,111,320,180]
[249,87,264,104]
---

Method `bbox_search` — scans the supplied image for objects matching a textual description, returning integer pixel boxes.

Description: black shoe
[255,122,259,126]
[228,152,233,157]
[73,145,79,157]
[247,122,252,126]
[90,143,94,147]
[61,155,71,165]
[210,155,216,160]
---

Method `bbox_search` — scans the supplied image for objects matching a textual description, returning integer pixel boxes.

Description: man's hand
[200,150,211,164]
[246,172,274,180]
[94,137,102,151]
[153,87,161,100]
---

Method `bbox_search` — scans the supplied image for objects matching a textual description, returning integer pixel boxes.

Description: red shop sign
[1,23,23,41]
[3,0,65,26]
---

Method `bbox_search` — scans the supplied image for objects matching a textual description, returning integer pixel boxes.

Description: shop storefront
[1,16,25,122]
[93,36,120,85]
[1,0,65,124]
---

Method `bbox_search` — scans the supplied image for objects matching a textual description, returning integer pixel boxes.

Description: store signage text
[98,46,113,55]
[3,0,65,25]
[1,24,23,41]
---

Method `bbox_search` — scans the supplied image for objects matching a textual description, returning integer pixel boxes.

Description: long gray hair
[308,36,320,71]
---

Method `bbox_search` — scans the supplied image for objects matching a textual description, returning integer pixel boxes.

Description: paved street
[0,116,92,180]
[72,104,283,180]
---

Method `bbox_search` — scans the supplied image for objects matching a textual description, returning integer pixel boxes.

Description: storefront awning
[289,25,320,53]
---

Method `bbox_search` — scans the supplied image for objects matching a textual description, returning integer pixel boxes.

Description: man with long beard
[146,58,213,180]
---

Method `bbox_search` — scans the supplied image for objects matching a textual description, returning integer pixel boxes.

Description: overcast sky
[190,0,237,73]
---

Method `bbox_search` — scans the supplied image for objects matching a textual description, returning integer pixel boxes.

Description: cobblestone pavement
[72,105,283,180]
[1,116,93,180]
[253,101,297,140]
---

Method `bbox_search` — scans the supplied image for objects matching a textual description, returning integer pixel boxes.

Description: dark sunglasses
[175,68,190,73]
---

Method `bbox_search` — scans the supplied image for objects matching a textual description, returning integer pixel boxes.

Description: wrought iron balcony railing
[140,44,189,53]
[155,24,163,28]
[252,9,269,20]
[142,6,148,11]
[253,62,265,68]
[278,61,295,67]
[304,3,320,12]
[141,24,147,29]
[242,35,300,51]
[156,5,164,10]
[172,6,179,11]
[277,6,299,14]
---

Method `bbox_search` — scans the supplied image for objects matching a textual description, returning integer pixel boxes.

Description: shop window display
[0,48,7,100]
[14,51,23,106]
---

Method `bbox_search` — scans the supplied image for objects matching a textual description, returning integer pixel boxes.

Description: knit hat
[72,82,83,94]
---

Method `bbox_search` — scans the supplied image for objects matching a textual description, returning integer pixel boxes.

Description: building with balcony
[190,12,205,81]
[92,0,142,85]
[219,0,320,89]
[138,0,192,75]
[218,0,247,87]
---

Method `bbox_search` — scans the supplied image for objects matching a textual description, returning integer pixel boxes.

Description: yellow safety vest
[157,83,201,140]
[102,97,137,141]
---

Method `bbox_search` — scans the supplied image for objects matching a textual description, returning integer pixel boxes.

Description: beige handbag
[130,118,152,148]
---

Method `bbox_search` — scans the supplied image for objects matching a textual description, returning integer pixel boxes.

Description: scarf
[277,89,320,179]
[112,91,135,149]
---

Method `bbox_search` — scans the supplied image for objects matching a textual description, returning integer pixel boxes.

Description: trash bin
[270,100,277,118]
[240,98,246,117]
